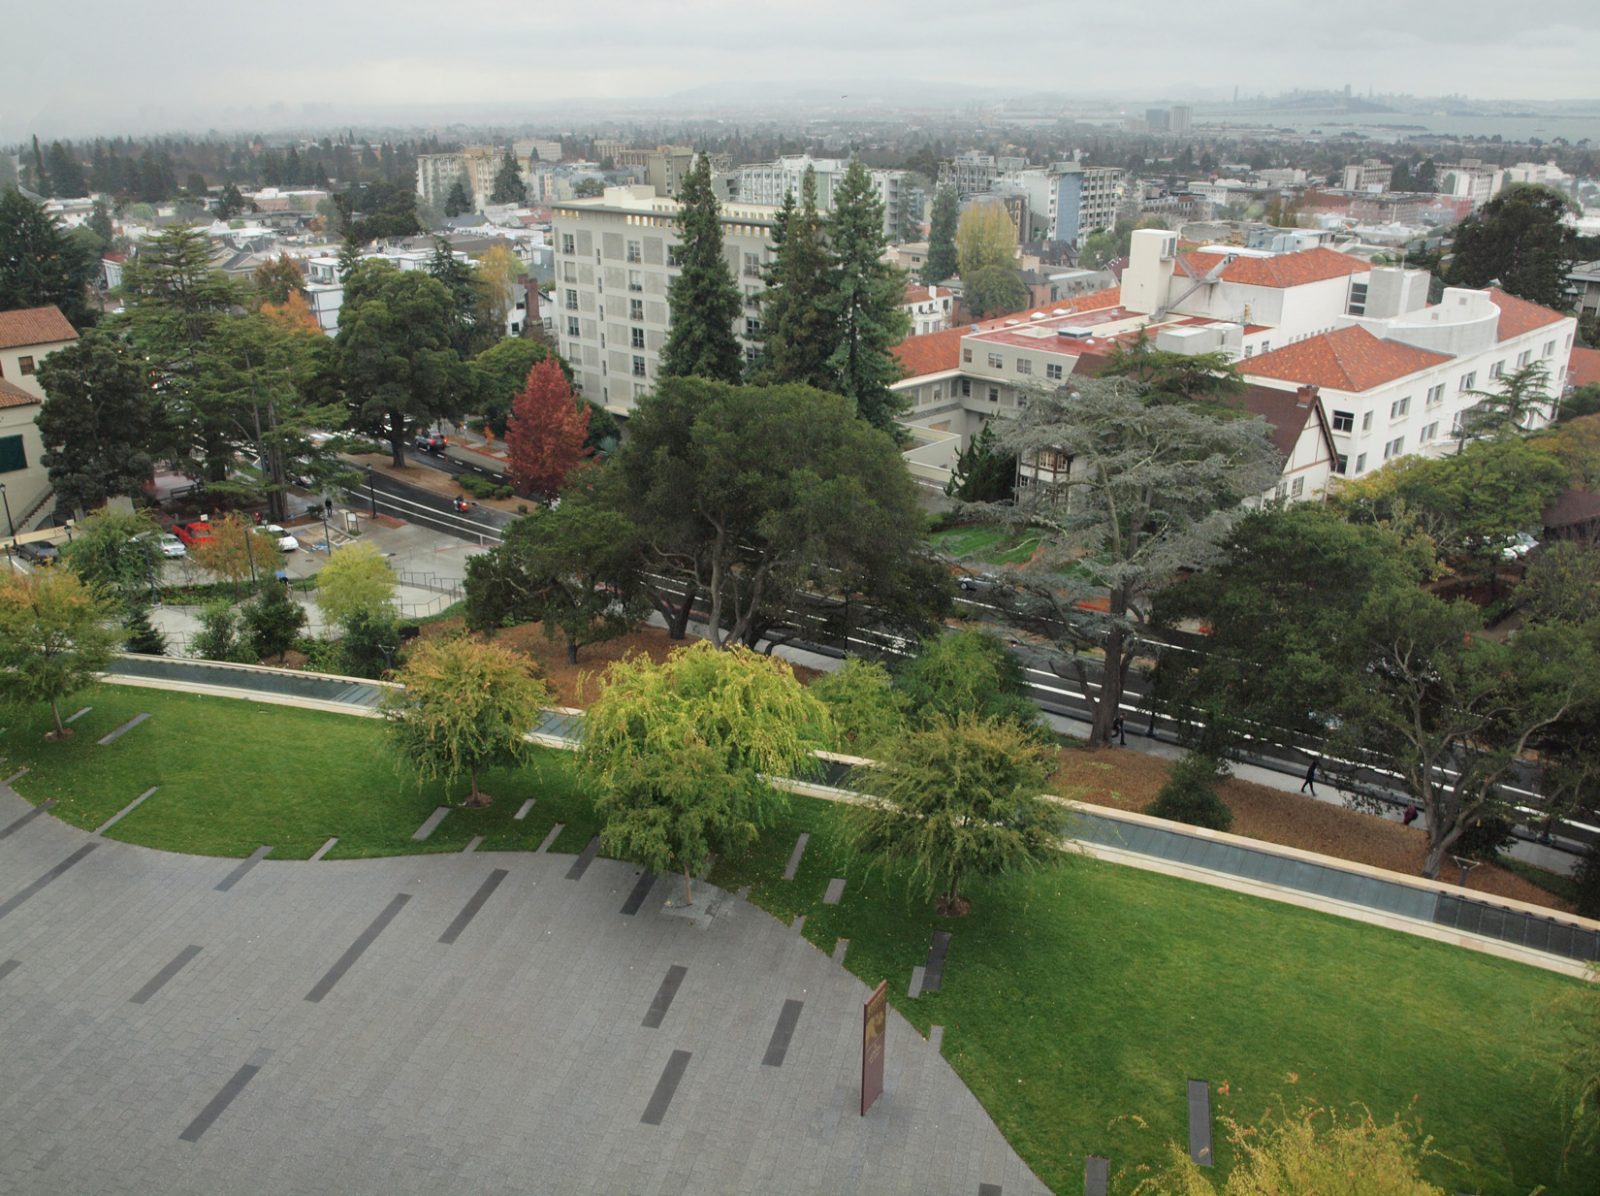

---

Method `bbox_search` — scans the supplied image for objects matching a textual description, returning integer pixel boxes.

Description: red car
[172,520,216,547]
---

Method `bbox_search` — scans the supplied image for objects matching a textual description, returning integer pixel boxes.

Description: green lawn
[1,685,1590,1195]
[931,524,1047,565]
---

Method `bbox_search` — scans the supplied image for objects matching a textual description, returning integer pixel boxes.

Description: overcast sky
[7,0,1600,140]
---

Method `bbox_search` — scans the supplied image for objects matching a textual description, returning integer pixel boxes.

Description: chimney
[1295,384,1318,408]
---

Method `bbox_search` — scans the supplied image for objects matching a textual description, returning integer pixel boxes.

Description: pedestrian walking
[1111,715,1126,746]
[1402,803,1419,827]
[1300,757,1319,795]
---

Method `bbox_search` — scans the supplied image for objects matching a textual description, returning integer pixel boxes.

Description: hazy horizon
[7,0,1600,142]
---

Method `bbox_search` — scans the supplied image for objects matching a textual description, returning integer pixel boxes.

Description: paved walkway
[0,786,1046,1196]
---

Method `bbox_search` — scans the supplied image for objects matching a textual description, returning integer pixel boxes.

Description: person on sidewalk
[1403,803,1419,826]
[1111,715,1127,746]
[1300,757,1319,795]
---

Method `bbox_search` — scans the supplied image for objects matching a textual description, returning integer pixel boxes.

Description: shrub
[123,605,167,655]
[1147,751,1233,832]
[191,600,251,662]
[458,474,513,500]
[339,609,401,678]
[241,584,307,663]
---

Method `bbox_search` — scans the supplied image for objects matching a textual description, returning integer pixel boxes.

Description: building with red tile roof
[0,305,78,351]
[1239,326,1453,392]
[0,303,78,524]
[1175,246,1369,289]
[1568,346,1600,392]
[1486,287,1569,341]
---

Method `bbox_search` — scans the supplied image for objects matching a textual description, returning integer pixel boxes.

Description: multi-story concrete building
[1438,159,1504,210]
[721,156,912,241]
[1341,159,1393,193]
[550,186,782,413]
[415,147,501,211]
[1169,105,1193,134]
[1567,261,1600,318]
[951,159,1122,248]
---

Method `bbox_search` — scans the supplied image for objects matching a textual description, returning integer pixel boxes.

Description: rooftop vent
[1057,326,1095,339]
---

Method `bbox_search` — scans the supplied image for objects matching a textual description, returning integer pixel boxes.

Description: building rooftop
[1236,383,1329,460]
[1486,287,1569,342]
[0,305,78,350]
[0,377,39,408]
[1239,325,1454,393]
[891,286,1122,378]
[1176,246,1369,288]
[1569,346,1600,391]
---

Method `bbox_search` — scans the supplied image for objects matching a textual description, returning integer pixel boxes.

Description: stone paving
[0,785,1048,1195]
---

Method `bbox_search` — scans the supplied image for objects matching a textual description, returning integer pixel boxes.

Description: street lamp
[366,466,378,518]
[0,481,14,549]
[321,496,333,555]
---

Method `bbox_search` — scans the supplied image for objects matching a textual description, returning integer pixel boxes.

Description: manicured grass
[710,798,1593,1196]
[1,686,1590,1195]
[0,686,599,860]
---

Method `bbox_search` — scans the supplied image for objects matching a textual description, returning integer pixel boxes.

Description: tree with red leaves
[505,357,591,499]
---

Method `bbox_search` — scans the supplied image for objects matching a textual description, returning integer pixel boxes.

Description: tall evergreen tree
[0,189,97,328]
[660,153,743,385]
[755,167,837,390]
[1448,184,1578,310]
[489,151,528,205]
[45,143,87,199]
[444,179,471,217]
[923,185,959,285]
[823,160,911,434]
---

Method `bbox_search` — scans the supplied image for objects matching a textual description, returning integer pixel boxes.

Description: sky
[6,0,1600,140]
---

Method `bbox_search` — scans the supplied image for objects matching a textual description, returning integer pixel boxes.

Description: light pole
[366,466,378,518]
[0,481,14,550]
[321,496,333,555]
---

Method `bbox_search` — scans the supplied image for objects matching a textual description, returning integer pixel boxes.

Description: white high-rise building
[724,156,911,240]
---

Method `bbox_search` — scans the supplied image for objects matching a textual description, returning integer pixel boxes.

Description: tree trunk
[1090,623,1128,747]
[388,412,406,469]
[48,698,65,739]
[466,763,487,808]
[668,583,697,640]
[682,866,694,905]
[565,636,578,665]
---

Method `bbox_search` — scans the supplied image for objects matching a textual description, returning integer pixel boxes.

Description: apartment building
[942,157,1122,248]
[1340,159,1393,193]
[722,156,912,241]
[415,147,501,211]
[1437,159,1504,210]
[550,186,781,412]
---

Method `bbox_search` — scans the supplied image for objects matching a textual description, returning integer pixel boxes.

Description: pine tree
[489,150,528,205]
[660,153,744,385]
[755,167,837,390]
[505,357,591,499]
[336,235,363,282]
[444,179,471,217]
[0,189,97,328]
[823,160,911,434]
[923,185,959,284]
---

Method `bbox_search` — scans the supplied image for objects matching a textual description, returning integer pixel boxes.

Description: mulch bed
[1051,747,1571,914]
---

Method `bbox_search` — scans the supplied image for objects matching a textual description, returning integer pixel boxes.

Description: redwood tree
[505,357,590,499]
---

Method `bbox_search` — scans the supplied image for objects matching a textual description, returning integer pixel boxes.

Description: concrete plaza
[0,785,1046,1195]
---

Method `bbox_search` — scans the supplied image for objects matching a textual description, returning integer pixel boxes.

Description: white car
[157,533,186,559]
[1501,532,1537,561]
[258,524,299,552]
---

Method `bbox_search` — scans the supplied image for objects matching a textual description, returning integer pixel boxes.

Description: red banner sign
[861,979,888,1115]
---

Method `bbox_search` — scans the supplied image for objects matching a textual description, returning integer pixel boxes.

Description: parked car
[1501,532,1538,561]
[259,524,298,552]
[958,572,1003,593]
[172,520,216,548]
[413,433,448,455]
[157,533,187,559]
[17,539,61,567]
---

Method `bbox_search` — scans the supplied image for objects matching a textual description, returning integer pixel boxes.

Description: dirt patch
[413,618,821,708]
[1051,746,1572,915]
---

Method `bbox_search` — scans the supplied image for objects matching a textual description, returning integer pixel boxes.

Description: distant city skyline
[5,0,1599,141]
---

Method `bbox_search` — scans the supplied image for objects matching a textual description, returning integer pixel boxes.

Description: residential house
[901,284,954,335]
[0,305,79,524]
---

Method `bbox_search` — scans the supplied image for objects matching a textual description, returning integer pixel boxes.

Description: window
[1347,282,1368,316]
[1291,477,1304,498]
[1274,481,1288,500]
[1361,411,1373,433]
[1517,349,1531,368]
[1335,453,1349,475]
[1331,409,1354,432]
[744,346,758,364]
[1425,383,1444,407]
[962,348,972,363]
[1354,452,1367,473]
[0,433,26,473]
[566,317,580,338]
[1383,436,1405,460]
[1261,340,1271,353]
[627,270,643,293]
[563,262,577,282]
[561,233,575,254]
[743,252,761,278]
[1419,421,1438,444]
[1459,371,1476,392]
[1244,345,1254,359]
[629,298,643,321]
[631,355,647,378]
[1390,396,1409,419]
[960,379,971,397]
[18,356,34,375]
[630,327,645,349]
[1015,358,1032,375]
[987,386,999,403]
[626,239,641,263]
[744,318,760,337]
[987,352,1003,369]
[1046,363,1063,381]
[1543,340,1556,358]
[564,289,578,311]
[666,245,682,267]
[1489,360,1504,379]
